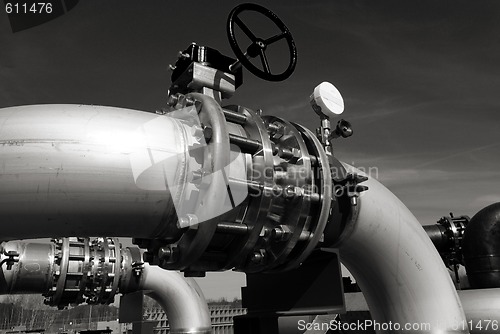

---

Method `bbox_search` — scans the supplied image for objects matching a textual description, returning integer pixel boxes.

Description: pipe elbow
[335,164,469,333]
[463,202,500,289]
[138,264,212,334]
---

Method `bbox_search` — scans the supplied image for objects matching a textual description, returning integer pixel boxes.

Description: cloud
[472,195,500,208]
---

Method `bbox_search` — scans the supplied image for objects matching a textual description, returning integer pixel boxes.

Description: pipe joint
[424,214,469,268]
[0,238,211,333]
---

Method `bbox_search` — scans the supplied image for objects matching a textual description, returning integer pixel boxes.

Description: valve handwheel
[227,3,297,81]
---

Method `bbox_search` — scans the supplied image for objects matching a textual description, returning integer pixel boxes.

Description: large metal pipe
[0,104,199,240]
[334,164,469,333]
[345,289,500,334]
[0,103,478,333]
[458,288,500,334]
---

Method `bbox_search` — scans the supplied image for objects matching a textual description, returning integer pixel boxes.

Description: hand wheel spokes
[227,3,297,82]
[233,16,257,42]
[259,49,270,74]
[264,32,287,45]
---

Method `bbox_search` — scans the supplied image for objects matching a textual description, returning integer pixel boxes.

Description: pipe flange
[219,106,276,271]
[44,237,122,308]
[157,93,232,271]
[278,123,333,271]
[437,215,469,266]
[87,237,122,305]
[248,116,314,272]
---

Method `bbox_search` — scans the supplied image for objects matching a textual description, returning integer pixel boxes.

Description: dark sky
[1,0,500,299]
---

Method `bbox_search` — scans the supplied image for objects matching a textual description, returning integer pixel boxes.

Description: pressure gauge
[310,82,344,118]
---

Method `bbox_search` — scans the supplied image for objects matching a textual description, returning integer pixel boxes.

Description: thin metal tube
[139,264,212,334]
[229,133,262,154]
[216,222,249,235]
[223,109,247,125]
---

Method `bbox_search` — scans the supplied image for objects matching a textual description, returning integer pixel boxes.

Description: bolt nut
[191,125,204,141]
[158,247,172,260]
[178,51,190,59]
[271,142,279,155]
[271,123,285,140]
[259,227,270,237]
[203,125,213,142]
[177,214,199,229]
[191,168,212,189]
[272,225,292,242]
[191,169,206,185]
[167,94,180,107]
[270,184,283,197]
[185,97,196,107]
[250,249,266,264]
[284,185,303,199]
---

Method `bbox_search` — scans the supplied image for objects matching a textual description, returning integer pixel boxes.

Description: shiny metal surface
[166,92,234,270]
[257,116,313,271]
[458,288,500,334]
[0,101,482,333]
[0,101,332,274]
[44,237,123,306]
[138,264,212,334]
[280,123,332,271]
[346,290,500,334]
[218,105,276,271]
[0,241,55,294]
[0,238,211,334]
[335,164,469,334]
[0,104,196,240]
[1,238,126,307]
